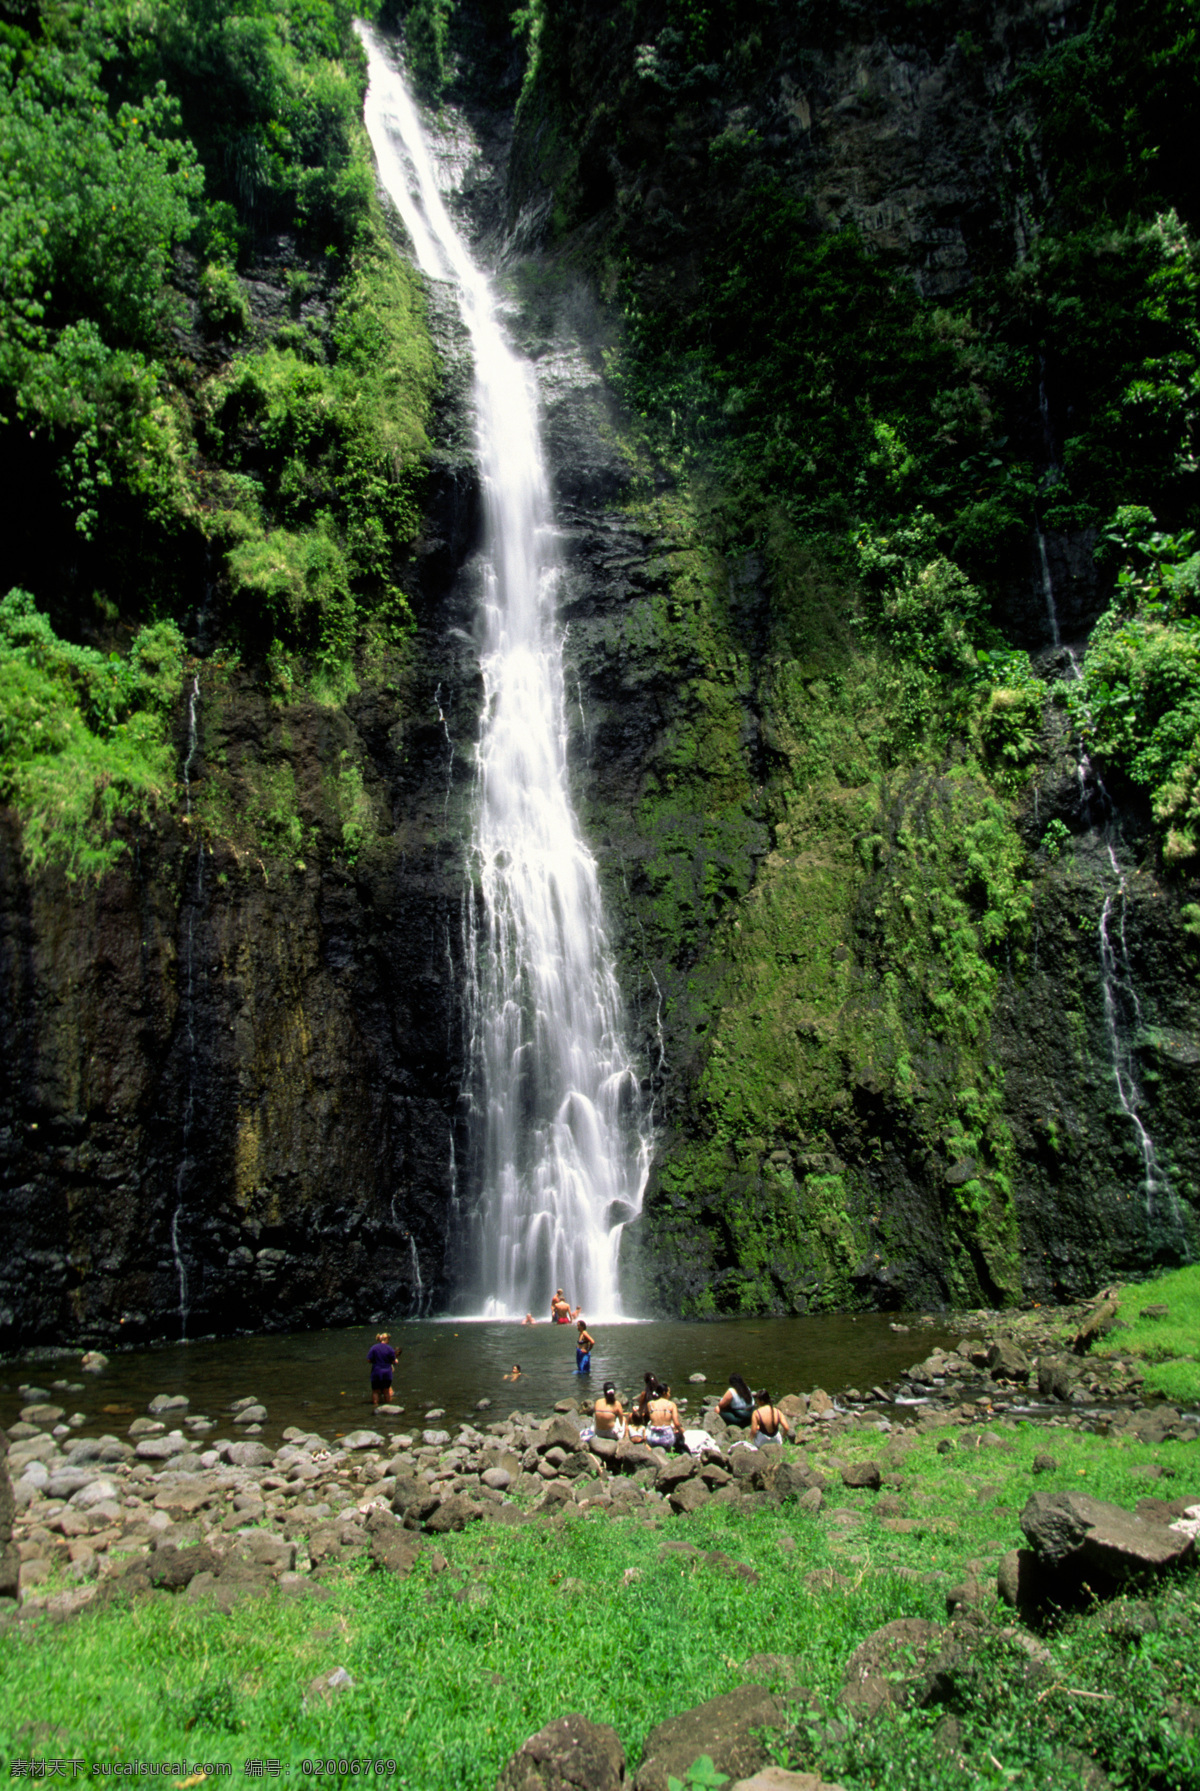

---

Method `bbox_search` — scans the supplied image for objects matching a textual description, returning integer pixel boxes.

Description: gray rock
[496,1713,625,1791]
[1021,1490,1196,1587]
[222,1441,274,1469]
[482,1467,512,1491]
[343,1430,385,1451]
[1037,1359,1076,1402]
[668,1478,711,1516]
[841,1619,945,1717]
[425,1494,484,1534]
[540,1415,583,1452]
[136,1438,183,1461]
[1139,1304,1170,1320]
[233,1404,268,1426]
[129,1419,166,1438]
[72,1478,123,1509]
[840,1461,882,1491]
[148,1395,190,1416]
[422,1429,452,1448]
[20,1404,65,1425]
[634,1686,784,1791]
[987,1341,1031,1382]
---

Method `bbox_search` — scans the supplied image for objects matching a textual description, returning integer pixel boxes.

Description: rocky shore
[3,1289,1197,1630]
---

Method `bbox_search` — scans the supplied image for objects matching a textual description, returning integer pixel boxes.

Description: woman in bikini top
[750,1389,790,1441]
[593,1383,624,1437]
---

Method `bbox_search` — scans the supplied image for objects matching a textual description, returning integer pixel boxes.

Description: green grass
[3,1423,1198,1787]
[1094,1264,1200,1405]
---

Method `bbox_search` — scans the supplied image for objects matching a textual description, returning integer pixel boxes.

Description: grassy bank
[3,1419,1198,1789]
[1095,1264,1200,1406]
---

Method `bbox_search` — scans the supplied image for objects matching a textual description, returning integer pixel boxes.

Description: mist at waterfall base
[1,1314,964,1449]
[359,23,651,1324]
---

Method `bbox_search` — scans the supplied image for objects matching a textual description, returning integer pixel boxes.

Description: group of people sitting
[715,1373,790,1441]
[583,1371,789,1453]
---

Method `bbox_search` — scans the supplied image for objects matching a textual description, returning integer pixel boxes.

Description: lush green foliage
[1065,511,1200,861]
[0,0,438,873]
[1,1423,1197,1787]
[1094,1260,1200,1401]
[0,588,184,876]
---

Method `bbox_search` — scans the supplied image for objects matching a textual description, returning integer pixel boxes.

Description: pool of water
[2,1313,964,1446]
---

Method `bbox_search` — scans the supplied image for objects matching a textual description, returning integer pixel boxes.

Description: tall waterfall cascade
[358,25,652,1320]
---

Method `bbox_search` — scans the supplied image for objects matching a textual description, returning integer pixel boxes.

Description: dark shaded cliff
[3,0,1199,1343]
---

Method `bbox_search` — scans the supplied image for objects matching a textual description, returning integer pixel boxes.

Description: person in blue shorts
[367,1332,399,1408]
[575,1317,594,1374]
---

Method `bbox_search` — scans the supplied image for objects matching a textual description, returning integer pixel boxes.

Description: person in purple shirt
[367,1332,399,1408]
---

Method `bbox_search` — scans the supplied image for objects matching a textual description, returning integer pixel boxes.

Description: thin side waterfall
[358,25,651,1320]
[171,671,203,1339]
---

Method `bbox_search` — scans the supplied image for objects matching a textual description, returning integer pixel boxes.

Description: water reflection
[2,1314,961,1446]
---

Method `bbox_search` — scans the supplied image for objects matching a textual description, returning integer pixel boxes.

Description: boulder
[1037,1359,1077,1402]
[233,1404,268,1426]
[425,1494,484,1535]
[633,1687,784,1791]
[20,1403,65,1424]
[80,1352,108,1371]
[482,1467,512,1492]
[559,1452,598,1480]
[72,1478,123,1510]
[840,1619,945,1718]
[147,1395,189,1417]
[776,1395,808,1424]
[368,1523,422,1577]
[342,1430,385,1451]
[496,1713,625,1791]
[986,1341,1031,1383]
[840,1462,882,1491]
[422,1430,452,1448]
[540,1416,584,1452]
[1020,1491,1195,1600]
[0,1432,18,1601]
[614,1439,659,1474]
[222,1441,274,1469]
[655,1458,697,1494]
[668,1479,710,1516]
[1139,1304,1170,1320]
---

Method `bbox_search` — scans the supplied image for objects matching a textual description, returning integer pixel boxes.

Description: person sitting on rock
[717,1373,755,1429]
[647,1380,685,1452]
[367,1332,399,1409]
[592,1381,625,1438]
[750,1389,789,1442]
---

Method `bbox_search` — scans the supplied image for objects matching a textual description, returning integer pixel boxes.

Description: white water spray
[359,25,651,1320]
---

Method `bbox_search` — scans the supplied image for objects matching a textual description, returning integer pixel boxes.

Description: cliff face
[2,0,1197,1345]
[0,434,483,1347]
[496,0,1200,1311]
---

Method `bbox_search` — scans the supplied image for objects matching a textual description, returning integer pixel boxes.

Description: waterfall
[170,671,204,1339]
[358,25,651,1320]
[1035,526,1061,650]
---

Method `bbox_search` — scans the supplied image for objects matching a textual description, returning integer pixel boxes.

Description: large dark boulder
[496,1714,624,1791]
[1019,1490,1195,1604]
[632,1686,784,1791]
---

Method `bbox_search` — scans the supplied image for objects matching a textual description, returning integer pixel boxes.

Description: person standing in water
[367,1332,399,1408]
[575,1318,594,1374]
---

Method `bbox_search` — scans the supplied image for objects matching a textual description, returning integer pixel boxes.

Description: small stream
[2,1313,963,1448]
